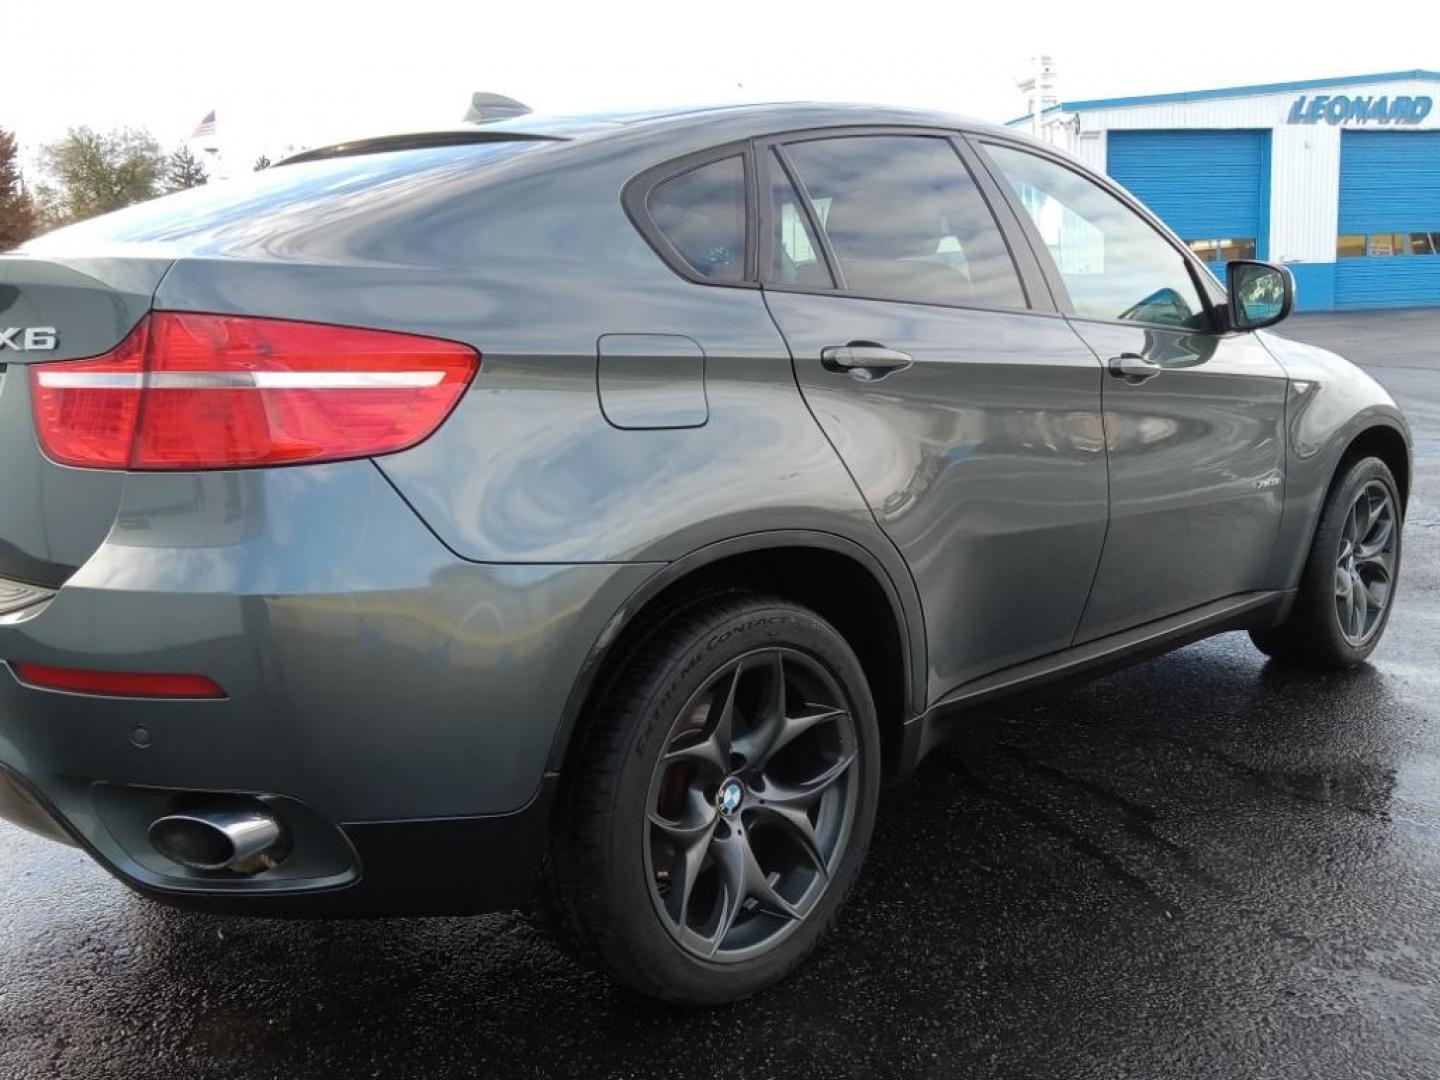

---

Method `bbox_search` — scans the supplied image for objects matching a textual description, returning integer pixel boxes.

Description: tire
[1251,455,1403,668]
[547,591,881,1004]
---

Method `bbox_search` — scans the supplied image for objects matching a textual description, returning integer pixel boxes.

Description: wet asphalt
[2,310,1438,1079]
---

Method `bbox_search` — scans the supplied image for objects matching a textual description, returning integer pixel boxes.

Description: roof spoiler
[277,129,561,167]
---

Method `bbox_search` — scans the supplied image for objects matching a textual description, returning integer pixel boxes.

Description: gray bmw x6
[0,104,1411,1004]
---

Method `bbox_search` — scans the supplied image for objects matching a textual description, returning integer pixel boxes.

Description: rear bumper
[0,763,557,915]
[0,459,657,914]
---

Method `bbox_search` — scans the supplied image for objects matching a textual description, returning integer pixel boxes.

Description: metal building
[1009,70,1440,311]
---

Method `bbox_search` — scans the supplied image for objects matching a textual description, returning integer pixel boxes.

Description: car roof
[532,101,1018,136]
[281,102,1025,164]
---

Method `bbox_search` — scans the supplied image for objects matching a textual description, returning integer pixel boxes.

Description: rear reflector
[10,662,226,699]
[31,313,479,470]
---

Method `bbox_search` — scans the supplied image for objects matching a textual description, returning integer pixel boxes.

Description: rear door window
[646,156,747,283]
[776,135,1027,309]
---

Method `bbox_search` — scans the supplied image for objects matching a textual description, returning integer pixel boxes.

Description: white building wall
[1032,77,1440,267]
[1268,124,1340,263]
[1072,129,1105,173]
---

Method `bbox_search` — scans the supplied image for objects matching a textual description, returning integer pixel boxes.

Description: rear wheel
[1251,455,1402,668]
[547,592,880,1004]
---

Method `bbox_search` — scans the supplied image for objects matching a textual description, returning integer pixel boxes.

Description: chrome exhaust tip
[149,804,285,874]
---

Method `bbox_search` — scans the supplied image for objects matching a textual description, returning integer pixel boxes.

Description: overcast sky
[7,0,1439,175]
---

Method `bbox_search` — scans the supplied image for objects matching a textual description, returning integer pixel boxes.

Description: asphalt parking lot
[2,309,1437,1079]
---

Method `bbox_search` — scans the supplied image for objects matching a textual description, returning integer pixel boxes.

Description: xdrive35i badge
[0,327,58,351]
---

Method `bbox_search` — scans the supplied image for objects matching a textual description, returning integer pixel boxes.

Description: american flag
[190,110,217,140]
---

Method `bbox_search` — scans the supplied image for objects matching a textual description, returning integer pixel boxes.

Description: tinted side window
[767,151,833,288]
[647,156,747,283]
[780,136,1026,309]
[983,144,1208,330]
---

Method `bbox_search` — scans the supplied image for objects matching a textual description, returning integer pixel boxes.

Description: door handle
[821,343,914,381]
[1107,352,1162,384]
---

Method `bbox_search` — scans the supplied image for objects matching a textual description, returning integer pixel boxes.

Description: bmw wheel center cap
[717,779,744,817]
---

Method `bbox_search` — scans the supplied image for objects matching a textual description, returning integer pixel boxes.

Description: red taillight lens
[31,313,479,470]
[29,321,149,469]
[11,662,226,699]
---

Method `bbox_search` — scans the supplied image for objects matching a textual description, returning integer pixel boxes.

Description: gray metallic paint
[0,103,1413,914]
[597,333,709,429]
[1067,320,1289,640]
[0,460,657,823]
[1258,329,1412,586]
[377,331,878,567]
[765,292,1109,698]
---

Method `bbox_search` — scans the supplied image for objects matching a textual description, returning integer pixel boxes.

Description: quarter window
[647,156,747,283]
[984,144,1208,330]
[778,136,1026,309]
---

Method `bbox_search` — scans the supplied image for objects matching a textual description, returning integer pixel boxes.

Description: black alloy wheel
[644,647,860,962]
[547,592,881,1004]
[1251,455,1403,668]
[1333,479,1399,646]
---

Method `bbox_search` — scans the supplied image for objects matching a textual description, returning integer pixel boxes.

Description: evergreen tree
[162,144,209,192]
[0,128,38,249]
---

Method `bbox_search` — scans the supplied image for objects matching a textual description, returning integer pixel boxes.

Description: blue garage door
[1336,131,1440,309]
[1107,130,1269,270]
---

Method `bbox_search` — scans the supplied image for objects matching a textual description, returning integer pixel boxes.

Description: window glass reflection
[37,141,546,250]
[767,154,831,287]
[648,156,747,283]
[987,144,1208,330]
[783,136,1027,309]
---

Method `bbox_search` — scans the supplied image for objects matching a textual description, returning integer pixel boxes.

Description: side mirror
[1226,260,1294,331]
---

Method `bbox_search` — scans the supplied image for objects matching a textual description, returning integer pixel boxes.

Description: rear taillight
[31,313,479,470]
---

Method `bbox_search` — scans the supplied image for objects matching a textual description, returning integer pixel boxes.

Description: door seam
[1065,315,1114,648]
[758,285,932,706]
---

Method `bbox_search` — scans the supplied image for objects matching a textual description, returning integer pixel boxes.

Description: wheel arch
[1272,412,1413,592]
[545,531,927,783]
[1337,422,1411,509]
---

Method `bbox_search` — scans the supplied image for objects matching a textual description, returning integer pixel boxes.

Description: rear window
[28,141,548,253]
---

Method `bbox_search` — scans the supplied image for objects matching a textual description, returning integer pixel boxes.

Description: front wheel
[1251,455,1403,668]
[547,592,881,1004]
